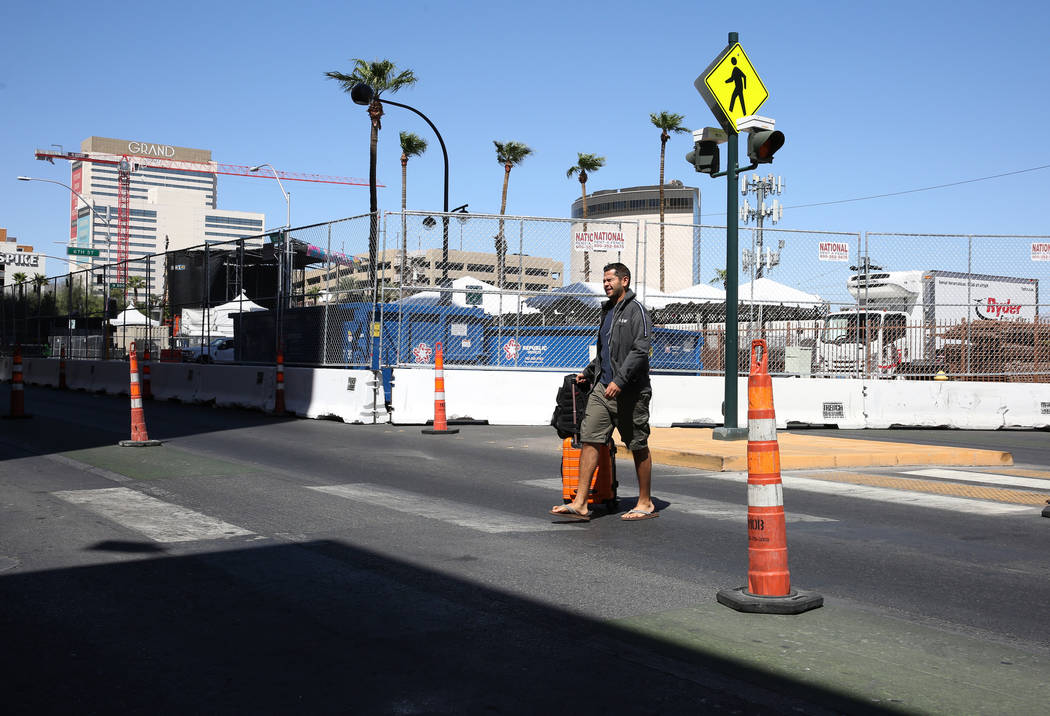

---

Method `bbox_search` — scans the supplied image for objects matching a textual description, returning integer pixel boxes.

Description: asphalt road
[1,385,1048,714]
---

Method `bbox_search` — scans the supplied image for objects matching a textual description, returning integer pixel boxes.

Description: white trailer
[815,270,1039,377]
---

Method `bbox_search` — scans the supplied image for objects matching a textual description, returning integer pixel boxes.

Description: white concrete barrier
[391,368,566,425]
[771,376,865,429]
[198,365,274,410]
[283,367,379,422]
[864,379,1050,430]
[22,356,1047,430]
[149,363,201,402]
[22,358,59,388]
[65,360,96,391]
[391,368,1042,429]
[94,361,133,396]
[0,356,10,382]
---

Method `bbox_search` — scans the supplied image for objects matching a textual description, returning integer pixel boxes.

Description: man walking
[551,263,656,521]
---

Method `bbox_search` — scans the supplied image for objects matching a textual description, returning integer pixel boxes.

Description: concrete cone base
[716,587,824,615]
[1042,504,1050,518]
[421,428,459,435]
[118,440,163,448]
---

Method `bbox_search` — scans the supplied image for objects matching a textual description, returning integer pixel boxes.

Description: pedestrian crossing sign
[695,43,769,133]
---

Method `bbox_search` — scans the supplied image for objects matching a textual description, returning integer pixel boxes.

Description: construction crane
[34,147,375,281]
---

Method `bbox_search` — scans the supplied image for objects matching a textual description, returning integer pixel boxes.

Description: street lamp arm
[377,98,449,212]
[249,163,291,229]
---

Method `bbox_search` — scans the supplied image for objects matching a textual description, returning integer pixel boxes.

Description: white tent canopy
[211,291,267,335]
[738,277,825,308]
[400,275,539,315]
[639,282,726,310]
[108,303,160,327]
[179,291,267,337]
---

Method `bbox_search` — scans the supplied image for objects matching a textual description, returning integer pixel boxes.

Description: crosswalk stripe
[702,472,1034,516]
[53,487,254,542]
[905,468,1050,491]
[307,483,576,533]
[518,478,835,523]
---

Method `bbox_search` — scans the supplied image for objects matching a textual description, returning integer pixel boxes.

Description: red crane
[35,148,375,282]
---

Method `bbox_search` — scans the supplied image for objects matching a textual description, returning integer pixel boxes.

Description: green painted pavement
[614,601,1048,714]
[61,445,255,481]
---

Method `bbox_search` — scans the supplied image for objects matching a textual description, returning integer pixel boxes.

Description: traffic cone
[273,349,287,414]
[422,342,459,435]
[141,348,152,400]
[4,345,31,419]
[119,341,161,447]
[717,339,822,614]
[58,347,67,390]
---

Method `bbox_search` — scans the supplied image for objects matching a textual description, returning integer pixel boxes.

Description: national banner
[818,241,850,262]
[573,230,624,252]
[1031,242,1050,261]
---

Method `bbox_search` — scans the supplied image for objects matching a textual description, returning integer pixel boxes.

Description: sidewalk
[622,428,1013,471]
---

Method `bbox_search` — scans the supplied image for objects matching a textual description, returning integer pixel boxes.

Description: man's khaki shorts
[579,382,652,451]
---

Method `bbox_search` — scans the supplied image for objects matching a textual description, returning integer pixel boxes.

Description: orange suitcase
[560,437,618,511]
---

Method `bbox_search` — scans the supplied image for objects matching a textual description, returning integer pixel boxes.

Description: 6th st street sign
[67,247,101,257]
[694,42,769,133]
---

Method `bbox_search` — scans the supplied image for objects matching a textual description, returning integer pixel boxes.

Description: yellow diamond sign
[694,43,769,133]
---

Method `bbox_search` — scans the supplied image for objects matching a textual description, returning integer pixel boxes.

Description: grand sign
[127,141,177,157]
[81,136,212,163]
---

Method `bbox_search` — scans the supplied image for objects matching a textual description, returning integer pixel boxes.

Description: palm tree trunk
[581,178,590,282]
[367,101,381,293]
[659,135,667,292]
[401,155,408,287]
[497,164,510,288]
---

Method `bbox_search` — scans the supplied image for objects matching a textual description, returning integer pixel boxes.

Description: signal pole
[741,174,785,336]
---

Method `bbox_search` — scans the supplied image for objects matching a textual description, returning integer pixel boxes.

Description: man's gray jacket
[582,289,651,390]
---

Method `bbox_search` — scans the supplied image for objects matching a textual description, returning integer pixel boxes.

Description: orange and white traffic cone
[422,342,458,435]
[141,348,152,400]
[119,341,161,447]
[5,345,31,419]
[58,347,67,390]
[717,339,822,614]
[273,349,287,414]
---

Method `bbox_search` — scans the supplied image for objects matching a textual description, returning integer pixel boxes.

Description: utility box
[784,346,813,376]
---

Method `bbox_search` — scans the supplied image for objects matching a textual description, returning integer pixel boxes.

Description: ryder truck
[815,269,1039,377]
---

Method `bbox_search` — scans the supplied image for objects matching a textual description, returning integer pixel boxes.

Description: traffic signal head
[686,140,720,175]
[747,130,785,164]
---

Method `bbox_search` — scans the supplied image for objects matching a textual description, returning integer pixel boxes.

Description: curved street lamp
[17,176,113,273]
[351,83,453,285]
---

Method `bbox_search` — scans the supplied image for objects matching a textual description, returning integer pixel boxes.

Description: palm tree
[126,276,145,306]
[398,131,428,285]
[709,268,728,289]
[32,273,48,305]
[566,153,605,282]
[494,141,533,288]
[650,111,690,292]
[326,59,417,290]
[12,272,27,301]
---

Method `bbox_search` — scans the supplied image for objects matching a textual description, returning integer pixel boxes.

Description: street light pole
[249,164,293,355]
[18,175,116,358]
[17,176,113,272]
[350,84,451,284]
[249,163,292,298]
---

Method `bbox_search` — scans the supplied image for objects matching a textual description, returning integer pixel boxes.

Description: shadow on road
[0,538,893,715]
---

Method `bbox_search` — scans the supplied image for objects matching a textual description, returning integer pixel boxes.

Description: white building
[69,137,265,290]
[0,228,47,287]
[569,182,700,294]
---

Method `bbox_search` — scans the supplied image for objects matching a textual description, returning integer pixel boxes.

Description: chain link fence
[2,213,1047,382]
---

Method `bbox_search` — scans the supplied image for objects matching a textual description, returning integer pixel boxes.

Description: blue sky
[3,0,1050,276]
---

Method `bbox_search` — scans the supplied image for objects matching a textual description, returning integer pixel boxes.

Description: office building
[69,137,265,291]
[569,182,700,293]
